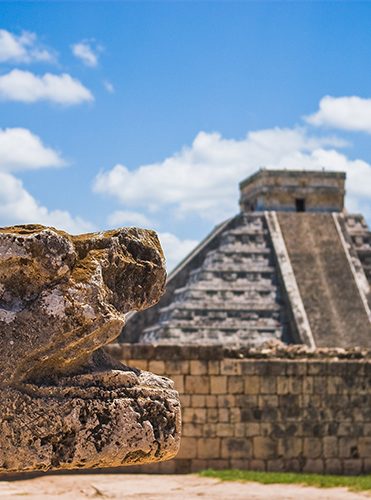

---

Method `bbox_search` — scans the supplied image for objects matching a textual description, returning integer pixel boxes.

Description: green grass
[199,469,371,492]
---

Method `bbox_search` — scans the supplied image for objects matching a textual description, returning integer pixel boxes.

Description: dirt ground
[0,474,369,500]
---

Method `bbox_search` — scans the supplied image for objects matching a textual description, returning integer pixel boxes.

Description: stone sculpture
[0,225,181,472]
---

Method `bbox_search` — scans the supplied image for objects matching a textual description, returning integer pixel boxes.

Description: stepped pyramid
[121,169,371,347]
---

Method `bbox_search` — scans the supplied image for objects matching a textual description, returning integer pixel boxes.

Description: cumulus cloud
[158,232,198,271]
[107,210,152,227]
[0,29,54,63]
[0,69,93,105]
[94,127,359,224]
[0,127,92,234]
[0,127,64,172]
[0,171,93,234]
[72,41,99,67]
[306,95,371,134]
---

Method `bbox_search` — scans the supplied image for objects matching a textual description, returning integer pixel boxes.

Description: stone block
[182,423,204,437]
[230,407,242,423]
[183,408,207,424]
[276,376,290,395]
[339,437,359,459]
[326,376,343,395]
[286,361,307,376]
[205,395,218,407]
[217,423,235,437]
[156,460,177,473]
[343,459,363,475]
[245,423,260,437]
[179,394,191,407]
[302,376,314,394]
[190,360,208,375]
[313,376,327,394]
[258,395,278,407]
[217,395,236,408]
[221,360,241,375]
[289,377,302,394]
[244,376,260,394]
[260,376,276,394]
[190,459,208,472]
[307,361,328,375]
[247,459,266,471]
[364,459,371,473]
[228,375,244,394]
[358,437,371,458]
[278,438,302,458]
[218,408,230,422]
[208,360,220,375]
[235,423,245,437]
[241,361,257,375]
[267,459,286,472]
[303,459,325,474]
[236,394,258,406]
[148,360,166,375]
[207,408,219,423]
[210,376,227,394]
[303,438,322,458]
[230,459,252,470]
[323,436,338,458]
[185,375,210,394]
[171,375,184,393]
[176,437,198,459]
[129,359,148,371]
[253,437,277,459]
[166,360,190,375]
[203,423,217,438]
[221,438,252,459]
[174,460,192,474]
[192,395,206,407]
[325,459,342,475]
[197,438,221,459]
[204,459,230,470]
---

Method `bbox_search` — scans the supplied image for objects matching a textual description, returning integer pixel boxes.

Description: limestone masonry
[107,343,371,475]
[122,169,371,347]
[0,225,181,473]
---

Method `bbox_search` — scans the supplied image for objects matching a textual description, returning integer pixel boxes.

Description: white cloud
[0,171,93,234]
[72,41,99,67]
[103,80,114,93]
[306,95,371,134]
[0,29,54,63]
[0,127,64,172]
[158,232,198,271]
[94,127,358,224]
[0,69,93,105]
[108,210,152,227]
[0,127,92,233]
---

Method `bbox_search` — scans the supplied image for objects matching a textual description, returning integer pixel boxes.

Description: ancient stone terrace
[122,169,371,348]
[141,213,289,345]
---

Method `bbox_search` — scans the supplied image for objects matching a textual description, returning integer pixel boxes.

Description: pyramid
[121,169,371,348]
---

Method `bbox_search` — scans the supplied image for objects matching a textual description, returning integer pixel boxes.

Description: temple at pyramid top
[121,168,371,348]
[239,169,346,213]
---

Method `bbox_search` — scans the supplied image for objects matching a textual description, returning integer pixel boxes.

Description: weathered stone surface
[0,225,180,472]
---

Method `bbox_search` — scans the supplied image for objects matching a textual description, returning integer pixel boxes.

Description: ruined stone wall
[107,344,371,475]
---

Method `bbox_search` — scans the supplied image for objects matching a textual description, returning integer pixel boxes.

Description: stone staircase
[141,213,288,345]
[277,213,371,347]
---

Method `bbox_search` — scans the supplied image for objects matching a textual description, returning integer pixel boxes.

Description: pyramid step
[161,300,280,312]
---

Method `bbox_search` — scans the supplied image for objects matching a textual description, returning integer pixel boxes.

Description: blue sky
[1,2,371,268]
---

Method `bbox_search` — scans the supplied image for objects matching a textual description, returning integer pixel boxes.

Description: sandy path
[0,474,369,500]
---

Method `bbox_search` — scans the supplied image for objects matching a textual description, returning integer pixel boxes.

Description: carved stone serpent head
[0,225,180,472]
